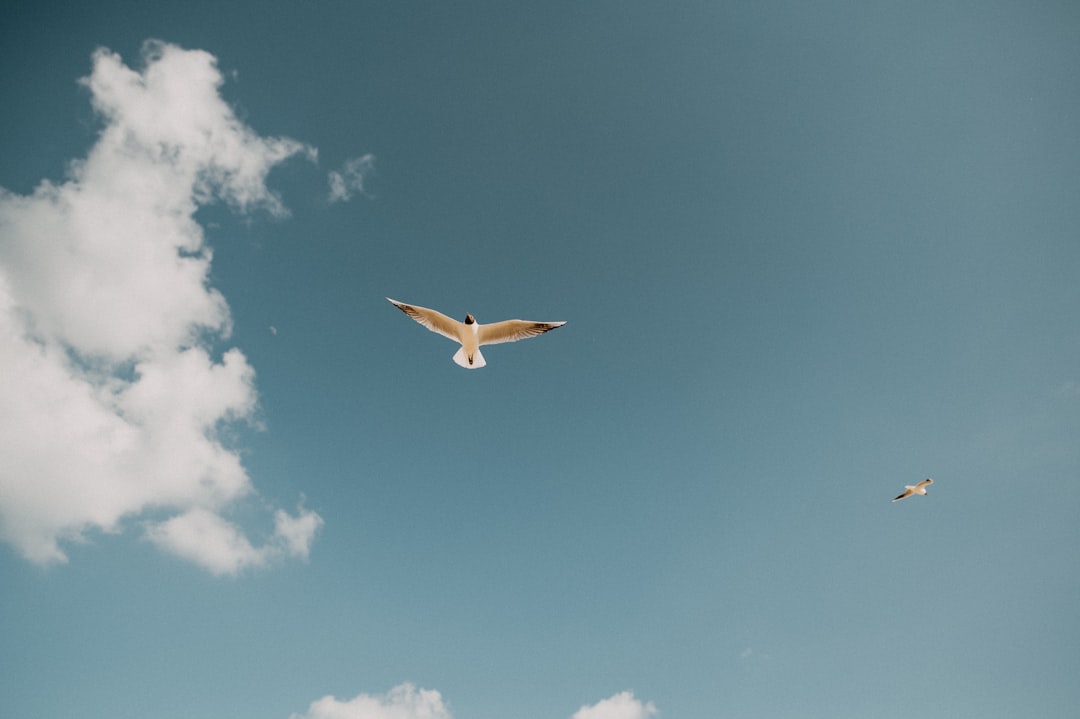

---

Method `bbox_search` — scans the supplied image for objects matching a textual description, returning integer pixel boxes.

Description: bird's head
[464,313,476,325]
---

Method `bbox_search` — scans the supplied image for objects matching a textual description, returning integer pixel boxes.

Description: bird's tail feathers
[453,346,486,369]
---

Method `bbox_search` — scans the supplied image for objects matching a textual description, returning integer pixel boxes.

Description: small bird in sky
[387,298,566,369]
[892,477,934,502]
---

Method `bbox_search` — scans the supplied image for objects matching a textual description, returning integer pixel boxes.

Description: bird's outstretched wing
[916,478,934,490]
[387,298,461,341]
[479,319,566,346]
[892,488,914,502]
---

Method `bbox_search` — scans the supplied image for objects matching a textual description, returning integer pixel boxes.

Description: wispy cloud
[291,686,658,719]
[1058,380,1080,397]
[328,154,376,203]
[0,40,320,573]
[739,645,772,662]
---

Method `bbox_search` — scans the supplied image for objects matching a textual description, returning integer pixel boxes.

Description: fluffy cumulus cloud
[291,684,452,719]
[328,154,376,203]
[0,40,321,573]
[291,686,658,719]
[571,692,658,719]
[143,501,323,576]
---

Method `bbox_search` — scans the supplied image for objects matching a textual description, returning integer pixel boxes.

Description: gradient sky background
[2,2,1080,718]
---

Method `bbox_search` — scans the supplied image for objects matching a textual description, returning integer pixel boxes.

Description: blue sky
[2,2,1079,718]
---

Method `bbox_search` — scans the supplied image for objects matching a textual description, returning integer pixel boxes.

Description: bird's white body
[455,321,484,368]
[387,298,565,369]
[892,477,934,502]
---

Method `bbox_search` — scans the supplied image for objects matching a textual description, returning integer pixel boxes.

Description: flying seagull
[892,477,934,502]
[386,298,566,369]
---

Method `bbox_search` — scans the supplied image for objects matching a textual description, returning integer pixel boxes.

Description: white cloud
[571,692,658,719]
[145,501,323,575]
[291,686,658,719]
[328,154,376,203]
[274,500,324,559]
[291,683,452,719]
[0,40,321,573]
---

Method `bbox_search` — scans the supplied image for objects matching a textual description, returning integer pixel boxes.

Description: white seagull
[387,298,566,369]
[892,477,934,502]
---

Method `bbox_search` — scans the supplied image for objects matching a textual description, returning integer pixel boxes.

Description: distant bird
[386,298,566,369]
[892,477,934,502]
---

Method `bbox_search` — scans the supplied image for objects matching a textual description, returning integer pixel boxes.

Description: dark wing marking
[387,298,461,342]
[478,320,566,346]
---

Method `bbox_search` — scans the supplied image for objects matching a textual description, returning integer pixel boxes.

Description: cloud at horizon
[0,40,321,573]
[570,691,658,719]
[290,684,658,719]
